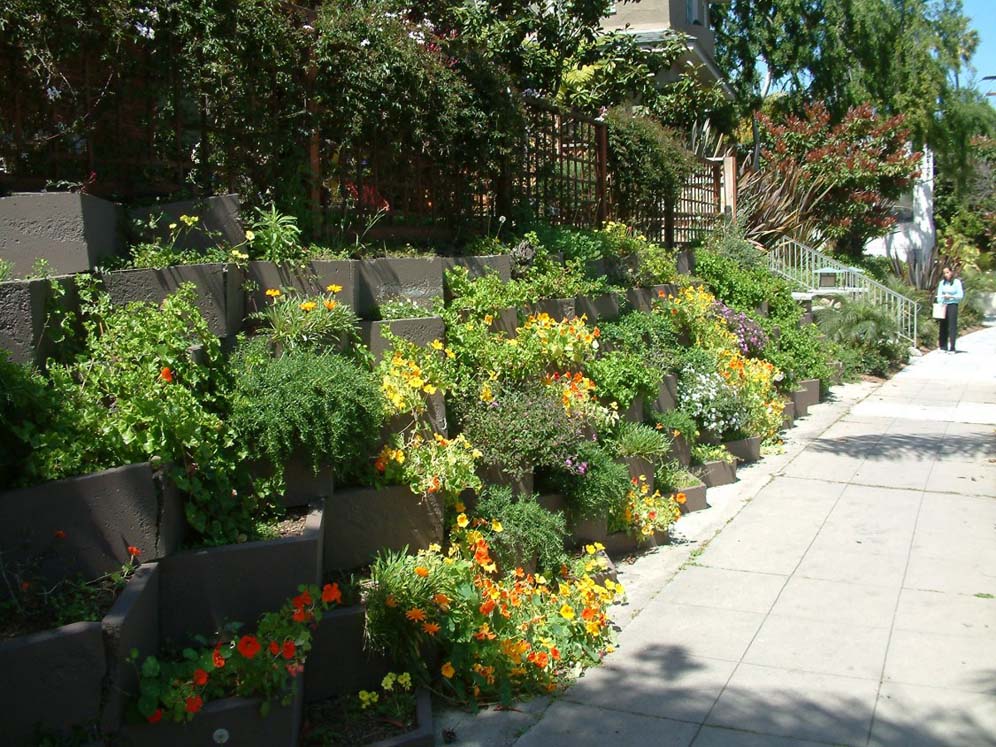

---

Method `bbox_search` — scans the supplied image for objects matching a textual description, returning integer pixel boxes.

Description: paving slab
[514,700,700,747]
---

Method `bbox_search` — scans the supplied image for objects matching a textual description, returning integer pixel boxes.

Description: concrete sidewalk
[439,326,996,747]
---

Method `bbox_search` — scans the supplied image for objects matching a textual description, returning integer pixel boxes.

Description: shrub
[760,321,834,391]
[816,301,908,377]
[611,421,672,462]
[650,409,699,447]
[0,352,61,490]
[229,340,386,494]
[694,249,798,322]
[611,475,682,539]
[596,222,678,286]
[375,431,482,504]
[475,487,568,574]
[542,440,631,520]
[585,351,662,409]
[598,310,682,373]
[247,205,304,263]
[455,385,583,480]
[249,285,359,353]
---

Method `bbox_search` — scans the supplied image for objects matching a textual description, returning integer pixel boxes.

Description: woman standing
[936,266,964,353]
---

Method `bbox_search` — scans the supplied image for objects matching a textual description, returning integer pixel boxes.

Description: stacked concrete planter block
[790,387,810,419]
[625,284,678,312]
[358,257,444,319]
[0,463,183,587]
[129,194,244,252]
[363,689,434,747]
[676,249,696,276]
[0,192,122,276]
[324,486,444,571]
[623,456,655,492]
[622,395,645,423]
[0,277,48,364]
[250,452,334,509]
[570,514,668,557]
[724,436,762,463]
[694,459,736,488]
[159,505,324,643]
[667,434,692,467]
[441,255,512,285]
[575,292,623,322]
[781,399,796,431]
[477,465,534,497]
[245,260,359,315]
[360,316,445,364]
[456,306,517,337]
[103,263,245,338]
[677,476,708,514]
[652,374,679,414]
[304,604,390,703]
[0,563,159,746]
[525,297,575,321]
[101,563,161,732]
[801,377,822,404]
[118,680,303,747]
[0,620,106,746]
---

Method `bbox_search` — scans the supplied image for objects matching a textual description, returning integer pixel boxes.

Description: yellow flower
[454,501,466,513]
[381,672,397,690]
[300,301,317,312]
[244,230,255,242]
[491,520,503,533]
[484,314,494,325]
[441,662,455,679]
[326,284,343,293]
[431,339,444,350]
[559,604,575,620]
[480,384,493,403]
[324,300,337,310]
[168,222,178,230]
[423,384,437,395]
[456,513,469,529]
[397,672,412,690]
[358,690,379,709]
[265,288,282,297]
[445,348,455,359]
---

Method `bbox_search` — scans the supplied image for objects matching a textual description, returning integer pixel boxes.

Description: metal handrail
[768,236,920,345]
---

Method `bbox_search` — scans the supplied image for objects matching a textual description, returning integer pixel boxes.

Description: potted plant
[691,444,737,488]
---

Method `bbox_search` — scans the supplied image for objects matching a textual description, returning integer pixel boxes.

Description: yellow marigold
[300,301,317,312]
[491,520,503,533]
[326,284,343,293]
[265,288,281,298]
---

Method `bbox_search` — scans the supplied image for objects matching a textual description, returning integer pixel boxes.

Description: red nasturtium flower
[147,708,163,724]
[292,608,312,623]
[192,668,208,686]
[212,647,225,669]
[53,529,66,539]
[127,545,141,558]
[237,635,261,659]
[269,641,280,656]
[160,367,174,383]
[185,695,203,714]
[282,640,296,660]
[321,582,342,604]
[292,590,312,609]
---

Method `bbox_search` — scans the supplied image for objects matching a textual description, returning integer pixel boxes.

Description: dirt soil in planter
[0,566,132,640]
[272,506,313,537]
[302,695,416,746]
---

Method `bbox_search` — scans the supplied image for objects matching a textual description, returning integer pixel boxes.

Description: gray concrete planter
[575,292,623,322]
[159,505,324,643]
[676,249,696,276]
[383,389,448,441]
[360,316,445,363]
[358,257,444,320]
[250,452,334,509]
[677,477,708,514]
[694,459,736,488]
[667,435,691,467]
[789,387,810,419]
[781,399,796,431]
[625,284,678,312]
[623,456,655,491]
[324,485,443,572]
[0,463,183,587]
[103,263,245,338]
[0,277,48,364]
[478,465,534,497]
[621,395,646,424]
[118,679,303,747]
[976,291,996,319]
[724,436,762,463]
[246,260,358,315]
[129,194,244,252]
[303,604,390,704]
[0,563,159,745]
[0,621,106,746]
[525,297,575,321]
[0,191,122,276]
[441,254,512,285]
[569,515,668,556]
[652,374,678,414]
[756,300,769,317]
[800,378,821,407]
[362,689,434,747]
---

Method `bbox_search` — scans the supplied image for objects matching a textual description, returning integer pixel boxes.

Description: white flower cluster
[678,370,745,437]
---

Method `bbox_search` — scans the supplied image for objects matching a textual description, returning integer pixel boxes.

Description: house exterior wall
[865,149,935,264]
[605,0,717,58]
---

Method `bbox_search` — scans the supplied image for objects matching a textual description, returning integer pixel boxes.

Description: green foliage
[691,443,734,466]
[455,385,583,480]
[249,287,359,354]
[605,108,693,223]
[229,340,386,494]
[475,487,568,574]
[128,213,242,269]
[598,309,681,373]
[585,351,662,409]
[650,409,699,447]
[597,222,678,287]
[19,281,249,543]
[544,440,630,520]
[377,299,434,320]
[816,301,908,377]
[0,352,60,490]
[0,258,12,282]
[611,421,672,462]
[248,205,304,263]
[760,321,834,392]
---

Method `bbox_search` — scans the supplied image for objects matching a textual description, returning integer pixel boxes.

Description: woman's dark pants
[938,303,959,351]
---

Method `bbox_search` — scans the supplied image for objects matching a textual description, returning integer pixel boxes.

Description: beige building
[604,0,733,96]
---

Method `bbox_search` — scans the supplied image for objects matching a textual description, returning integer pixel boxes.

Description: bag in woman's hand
[932,303,947,320]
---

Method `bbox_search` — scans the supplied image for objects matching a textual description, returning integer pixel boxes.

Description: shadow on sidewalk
[808,432,995,462]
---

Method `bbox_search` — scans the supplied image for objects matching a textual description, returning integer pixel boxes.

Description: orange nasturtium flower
[321,582,342,604]
[674,492,687,505]
[192,668,208,686]
[405,607,427,622]
[414,566,430,578]
[185,695,203,714]
[127,545,141,558]
[237,635,261,659]
[441,662,456,679]
[433,593,450,609]
[159,367,174,383]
